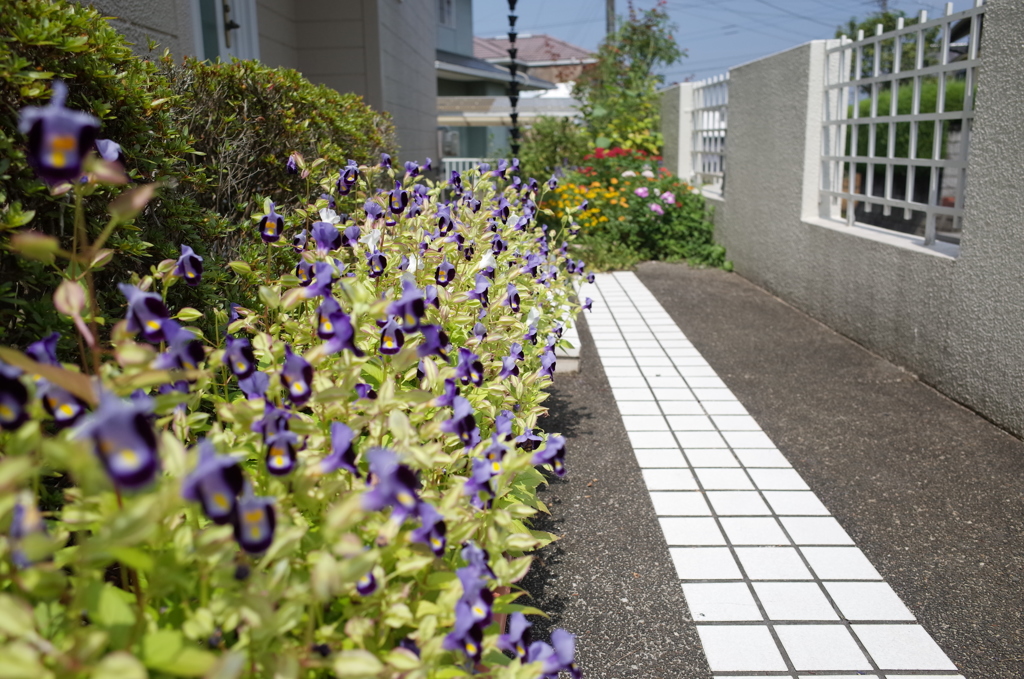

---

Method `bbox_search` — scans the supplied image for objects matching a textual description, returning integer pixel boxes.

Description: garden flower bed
[0,81,589,679]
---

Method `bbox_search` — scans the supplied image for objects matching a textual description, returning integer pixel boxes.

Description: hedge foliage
[0,0,395,352]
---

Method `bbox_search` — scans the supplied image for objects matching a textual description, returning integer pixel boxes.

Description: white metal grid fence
[692,74,728,193]
[821,1,984,246]
[440,158,495,177]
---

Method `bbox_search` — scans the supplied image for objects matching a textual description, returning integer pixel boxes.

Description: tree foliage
[572,1,683,154]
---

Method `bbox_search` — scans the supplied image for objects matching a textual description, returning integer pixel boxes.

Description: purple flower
[491,235,506,255]
[524,324,538,345]
[463,458,495,509]
[388,279,425,332]
[441,396,480,449]
[516,428,543,452]
[0,363,29,431]
[302,261,338,299]
[153,320,204,373]
[662,191,676,205]
[587,272,596,284]
[551,629,582,679]
[182,439,244,525]
[337,161,358,195]
[424,284,439,308]
[311,221,341,254]
[449,170,462,189]
[499,355,519,379]
[540,349,557,377]
[355,383,377,400]
[232,483,275,553]
[259,202,284,243]
[286,153,299,174]
[367,250,387,278]
[364,199,384,222]
[224,336,256,379]
[404,160,419,177]
[417,324,449,359]
[472,322,487,341]
[435,259,455,287]
[495,410,514,439]
[411,503,447,555]
[281,345,313,405]
[356,570,378,596]
[119,283,171,343]
[582,297,593,311]
[238,371,269,400]
[9,492,47,568]
[388,181,408,214]
[265,429,299,475]
[455,348,484,387]
[252,402,293,441]
[296,259,315,286]
[380,152,392,169]
[342,224,361,247]
[320,193,336,210]
[503,283,520,313]
[547,177,558,190]
[532,434,567,477]
[443,600,483,662]
[95,138,123,163]
[322,308,363,357]
[649,202,664,215]
[321,422,359,475]
[25,332,58,365]
[39,380,86,429]
[498,612,532,658]
[634,186,649,198]
[75,391,160,490]
[292,229,308,253]
[379,318,404,355]
[436,378,459,407]
[457,564,493,625]
[18,81,100,185]
[362,448,420,525]
[468,274,491,307]
[483,435,508,474]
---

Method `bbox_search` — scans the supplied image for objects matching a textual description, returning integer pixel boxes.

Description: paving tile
[639,366,679,378]
[641,468,698,491]
[684,449,741,467]
[776,625,872,671]
[676,431,728,448]
[709,415,761,431]
[598,356,634,366]
[607,376,649,389]
[612,387,654,401]
[692,388,737,400]
[720,517,790,545]
[853,625,958,671]
[633,448,689,468]
[886,675,965,679]
[696,625,788,672]
[734,449,792,468]
[621,415,669,431]
[824,582,916,621]
[637,357,674,367]
[666,415,716,431]
[596,349,634,358]
[762,491,831,516]
[646,376,689,389]
[782,517,855,545]
[659,401,707,415]
[701,401,750,415]
[631,347,668,357]
[669,547,742,579]
[603,366,641,377]
[686,376,729,389]
[593,341,628,350]
[675,365,716,376]
[653,389,698,404]
[722,431,777,448]
[649,491,712,516]
[706,491,772,515]
[628,431,679,449]
[801,547,883,580]
[748,468,810,491]
[753,582,840,620]
[615,400,659,415]
[735,547,815,579]
[682,583,762,621]
[696,468,755,490]
[659,517,726,545]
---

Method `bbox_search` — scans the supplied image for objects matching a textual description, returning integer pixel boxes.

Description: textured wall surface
[659,84,681,177]
[712,0,1024,436]
[436,0,472,56]
[82,0,198,59]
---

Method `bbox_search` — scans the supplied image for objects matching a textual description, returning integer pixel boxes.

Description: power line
[749,0,841,28]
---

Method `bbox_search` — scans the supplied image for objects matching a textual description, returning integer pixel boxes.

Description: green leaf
[90,651,148,679]
[228,261,252,276]
[85,582,135,649]
[332,650,383,677]
[140,630,216,677]
[175,307,203,322]
[0,641,50,679]
[0,594,37,639]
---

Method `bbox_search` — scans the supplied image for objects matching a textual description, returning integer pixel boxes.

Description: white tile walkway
[583,272,964,679]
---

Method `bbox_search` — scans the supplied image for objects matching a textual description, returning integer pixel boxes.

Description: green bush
[517,117,590,182]
[0,0,395,351]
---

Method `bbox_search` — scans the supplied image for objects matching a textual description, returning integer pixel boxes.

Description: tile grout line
[585,273,963,679]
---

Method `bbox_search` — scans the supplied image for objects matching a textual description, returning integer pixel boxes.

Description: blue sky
[473,0,980,82]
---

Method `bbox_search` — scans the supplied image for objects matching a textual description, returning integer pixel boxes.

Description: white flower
[359,228,381,251]
[621,170,637,177]
[476,251,497,272]
[641,170,655,179]
[405,252,419,272]
[319,208,340,224]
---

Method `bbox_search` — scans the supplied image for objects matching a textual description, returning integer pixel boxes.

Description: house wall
[699,0,1024,435]
[437,0,474,57]
[78,0,198,58]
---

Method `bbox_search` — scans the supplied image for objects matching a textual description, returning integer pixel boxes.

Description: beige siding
[79,0,199,59]
[256,0,299,69]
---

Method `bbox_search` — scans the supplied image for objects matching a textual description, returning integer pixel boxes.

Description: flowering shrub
[0,83,588,678]
[545,153,727,270]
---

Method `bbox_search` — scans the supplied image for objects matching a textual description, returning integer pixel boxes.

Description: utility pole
[607,0,615,36]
